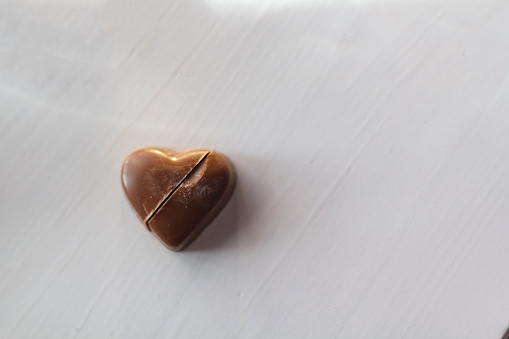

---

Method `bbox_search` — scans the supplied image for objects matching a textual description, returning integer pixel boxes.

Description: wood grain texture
[1,0,509,338]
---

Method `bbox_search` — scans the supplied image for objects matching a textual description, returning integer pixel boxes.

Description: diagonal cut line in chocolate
[144,151,211,229]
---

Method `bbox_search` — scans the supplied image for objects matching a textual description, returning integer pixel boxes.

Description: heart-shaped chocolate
[121,148,236,251]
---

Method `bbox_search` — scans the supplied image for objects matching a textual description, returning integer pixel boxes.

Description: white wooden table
[2,0,509,338]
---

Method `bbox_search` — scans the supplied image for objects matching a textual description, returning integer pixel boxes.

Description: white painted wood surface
[2,0,509,337]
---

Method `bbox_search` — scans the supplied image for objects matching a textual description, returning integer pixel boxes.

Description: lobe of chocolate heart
[121,148,236,250]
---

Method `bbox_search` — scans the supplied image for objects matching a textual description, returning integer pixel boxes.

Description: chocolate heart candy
[121,148,236,251]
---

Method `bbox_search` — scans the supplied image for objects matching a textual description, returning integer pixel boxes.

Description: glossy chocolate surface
[121,148,236,250]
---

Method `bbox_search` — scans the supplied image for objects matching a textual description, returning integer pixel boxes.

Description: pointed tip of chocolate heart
[121,148,236,251]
